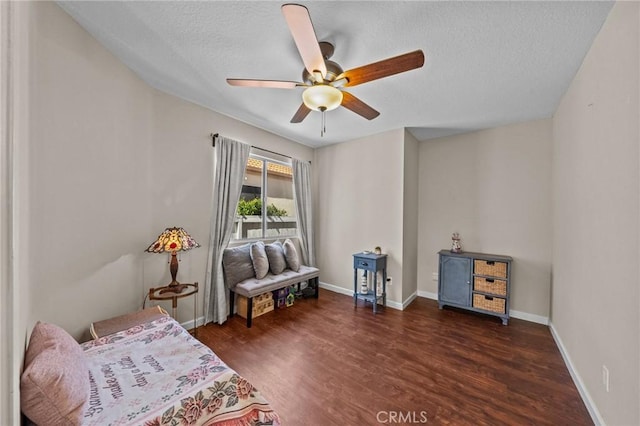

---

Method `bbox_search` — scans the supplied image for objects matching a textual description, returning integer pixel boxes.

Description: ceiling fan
[227,3,425,136]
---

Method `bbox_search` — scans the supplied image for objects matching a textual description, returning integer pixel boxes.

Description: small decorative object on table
[374,246,382,255]
[360,270,368,294]
[451,232,462,253]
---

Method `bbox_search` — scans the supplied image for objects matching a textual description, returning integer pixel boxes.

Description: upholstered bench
[223,239,319,327]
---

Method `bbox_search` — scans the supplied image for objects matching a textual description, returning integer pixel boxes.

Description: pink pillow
[21,321,90,425]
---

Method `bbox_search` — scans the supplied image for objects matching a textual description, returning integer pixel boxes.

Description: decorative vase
[451,232,462,253]
[360,271,368,294]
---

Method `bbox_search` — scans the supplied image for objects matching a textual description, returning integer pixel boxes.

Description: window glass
[266,163,297,238]
[235,158,263,240]
[233,154,297,241]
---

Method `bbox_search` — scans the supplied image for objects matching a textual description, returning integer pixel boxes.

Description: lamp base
[159,282,188,294]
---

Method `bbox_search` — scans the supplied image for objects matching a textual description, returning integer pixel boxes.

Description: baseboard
[181,315,205,331]
[319,281,408,311]
[319,281,353,296]
[385,298,404,310]
[417,290,437,300]
[322,284,551,325]
[401,292,418,310]
[509,310,549,325]
[417,290,549,325]
[549,322,603,425]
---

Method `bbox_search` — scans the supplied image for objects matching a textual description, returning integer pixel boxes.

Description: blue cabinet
[438,250,512,325]
[353,252,387,313]
[439,255,471,306]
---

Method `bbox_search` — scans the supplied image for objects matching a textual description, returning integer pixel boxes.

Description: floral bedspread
[80,316,280,426]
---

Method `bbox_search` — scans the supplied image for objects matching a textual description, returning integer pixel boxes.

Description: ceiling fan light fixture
[227,4,426,128]
[302,84,343,112]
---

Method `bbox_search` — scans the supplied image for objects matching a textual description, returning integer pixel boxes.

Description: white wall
[314,129,407,305]
[2,2,33,423]
[418,119,553,321]
[29,0,155,340]
[551,2,639,424]
[3,3,314,419]
[0,3,10,420]
[402,130,419,303]
[17,1,312,342]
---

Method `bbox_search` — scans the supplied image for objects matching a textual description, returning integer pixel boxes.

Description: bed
[20,314,280,426]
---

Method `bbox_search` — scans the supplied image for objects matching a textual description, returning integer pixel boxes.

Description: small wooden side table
[149,282,198,336]
[353,252,388,314]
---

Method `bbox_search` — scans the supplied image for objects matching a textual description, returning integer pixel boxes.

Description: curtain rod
[211,133,309,163]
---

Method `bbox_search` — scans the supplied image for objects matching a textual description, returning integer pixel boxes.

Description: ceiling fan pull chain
[324,110,328,136]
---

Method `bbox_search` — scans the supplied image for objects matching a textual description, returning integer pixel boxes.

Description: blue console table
[353,252,388,313]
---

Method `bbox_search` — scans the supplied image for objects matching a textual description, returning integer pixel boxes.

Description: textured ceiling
[57,1,613,148]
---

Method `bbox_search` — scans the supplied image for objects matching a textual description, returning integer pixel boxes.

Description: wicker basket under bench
[229,270,319,328]
[438,250,512,325]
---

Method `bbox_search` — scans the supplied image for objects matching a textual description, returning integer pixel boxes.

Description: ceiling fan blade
[227,79,302,89]
[341,91,380,120]
[338,50,425,87]
[290,103,312,123]
[281,4,327,79]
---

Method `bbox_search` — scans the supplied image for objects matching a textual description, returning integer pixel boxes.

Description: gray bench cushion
[234,265,320,298]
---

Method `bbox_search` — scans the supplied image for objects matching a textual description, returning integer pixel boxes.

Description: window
[233,153,297,241]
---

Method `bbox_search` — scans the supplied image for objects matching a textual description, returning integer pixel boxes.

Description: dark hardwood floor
[196,289,592,426]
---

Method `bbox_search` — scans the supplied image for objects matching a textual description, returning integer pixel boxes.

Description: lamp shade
[302,84,343,112]
[145,227,199,253]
